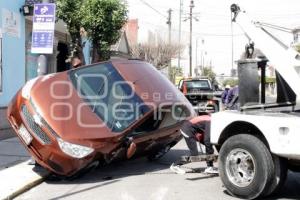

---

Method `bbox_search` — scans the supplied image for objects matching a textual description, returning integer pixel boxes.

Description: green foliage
[296,44,300,53]
[56,0,82,43]
[223,78,238,87]
[56,0,128,62]
[80,0,128,62]
[56,0,83,61]
[169,67,183,83]
[265,77,276,83]
[202,67,216,84]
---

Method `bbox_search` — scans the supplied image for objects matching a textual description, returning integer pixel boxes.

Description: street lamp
[20,5,33,16]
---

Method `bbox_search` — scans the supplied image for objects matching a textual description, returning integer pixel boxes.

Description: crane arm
[231,4,300,104]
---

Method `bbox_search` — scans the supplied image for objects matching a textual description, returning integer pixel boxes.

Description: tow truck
[209,4,300,199]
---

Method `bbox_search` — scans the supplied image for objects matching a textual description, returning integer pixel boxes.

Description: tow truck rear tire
[219,134,274,199]
[263,156,287,197]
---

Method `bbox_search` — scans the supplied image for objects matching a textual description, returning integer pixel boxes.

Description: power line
[140,20,244,37]
[138,0,167,19]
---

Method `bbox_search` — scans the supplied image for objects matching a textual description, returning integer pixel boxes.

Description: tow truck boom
[231,4,300,105]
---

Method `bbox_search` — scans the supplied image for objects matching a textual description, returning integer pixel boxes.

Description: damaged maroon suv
[7,59,195,176]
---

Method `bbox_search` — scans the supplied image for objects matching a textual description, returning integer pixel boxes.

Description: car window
[159,105,190,129]
[132,113,162,135]
[185,80,210,89]
[70,62,150,132]
[131,105,190,136]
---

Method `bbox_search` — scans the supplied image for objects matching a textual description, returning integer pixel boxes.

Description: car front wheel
[219,134,274,199]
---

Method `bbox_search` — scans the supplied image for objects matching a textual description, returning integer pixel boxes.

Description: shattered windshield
[70,62,150,132]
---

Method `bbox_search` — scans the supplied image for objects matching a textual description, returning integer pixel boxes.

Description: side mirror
[126,142,136,159]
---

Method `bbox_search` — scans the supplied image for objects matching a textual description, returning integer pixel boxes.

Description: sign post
[31,3,56,54]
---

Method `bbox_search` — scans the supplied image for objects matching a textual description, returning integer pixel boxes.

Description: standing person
[225,85,239,110]
[221,85,231,104]
[170,115,218,174]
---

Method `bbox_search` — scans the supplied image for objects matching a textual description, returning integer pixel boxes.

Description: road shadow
[186,174,218,181]
[222,171,300,200]
[45,148,192,185]
[48,180,120,200]
[43,149,190,199]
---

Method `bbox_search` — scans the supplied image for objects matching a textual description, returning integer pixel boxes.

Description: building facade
[0,0,26,107]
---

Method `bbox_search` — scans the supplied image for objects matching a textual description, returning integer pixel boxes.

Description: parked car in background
[178,78,221,114]
[7,59,195,177]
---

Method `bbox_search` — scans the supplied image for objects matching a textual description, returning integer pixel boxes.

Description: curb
[0,161,49,200]
[4,175,47,200]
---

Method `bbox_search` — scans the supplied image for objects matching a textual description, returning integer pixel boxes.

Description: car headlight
[21,77,39,100]
[57,138,94,159]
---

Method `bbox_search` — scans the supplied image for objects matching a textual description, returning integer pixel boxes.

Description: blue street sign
[31,3,56,54]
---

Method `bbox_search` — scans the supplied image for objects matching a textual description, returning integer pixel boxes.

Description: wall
[0,0,25,107]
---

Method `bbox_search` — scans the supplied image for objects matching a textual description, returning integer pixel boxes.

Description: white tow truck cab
[211,4,300,199]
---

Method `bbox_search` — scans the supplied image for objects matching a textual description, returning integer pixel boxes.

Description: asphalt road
[17,140,300,200]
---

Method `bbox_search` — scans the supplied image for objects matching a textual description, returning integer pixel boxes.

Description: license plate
[18,125,33,145]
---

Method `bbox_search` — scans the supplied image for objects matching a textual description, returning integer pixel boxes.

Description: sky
[126,0,300,76]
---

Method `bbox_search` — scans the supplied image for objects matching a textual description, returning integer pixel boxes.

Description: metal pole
[231,17,234,77]
[201,50,203,74]
[196,38,198,74]
[167,9,172,80]
[189,0,194,77]
[201,39,204,74]
[178,0,183,69]
[167,9,172,44]
[203,52,205,69]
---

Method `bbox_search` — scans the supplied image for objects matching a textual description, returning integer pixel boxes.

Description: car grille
[21,105,51,145]
[30,98,59,138]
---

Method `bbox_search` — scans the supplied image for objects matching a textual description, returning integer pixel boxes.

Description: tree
[80,0,128,62]
[223,78,238,87]
[56,0,128,63]
[56,0,85,63]
[131,38,184,70]
[296,44,300,53]
[169,67,183,83]
[202,67,216,84]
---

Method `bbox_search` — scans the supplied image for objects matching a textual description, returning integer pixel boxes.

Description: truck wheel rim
[225,148,256,187]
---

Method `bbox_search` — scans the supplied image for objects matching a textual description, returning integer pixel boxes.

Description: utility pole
[200,39,204,74]
[189,0,194,77]
[167,9,172,80]
[196,38,198,74]
[167,9,172,44]
[178,0,183,70]
[231,17,234,77]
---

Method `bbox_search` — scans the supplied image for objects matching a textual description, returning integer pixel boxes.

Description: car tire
[147,145,171,161]
[219,134,274,199]
[263,156,287,197]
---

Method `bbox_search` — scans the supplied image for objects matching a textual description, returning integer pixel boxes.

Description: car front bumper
[7,93,95,176]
